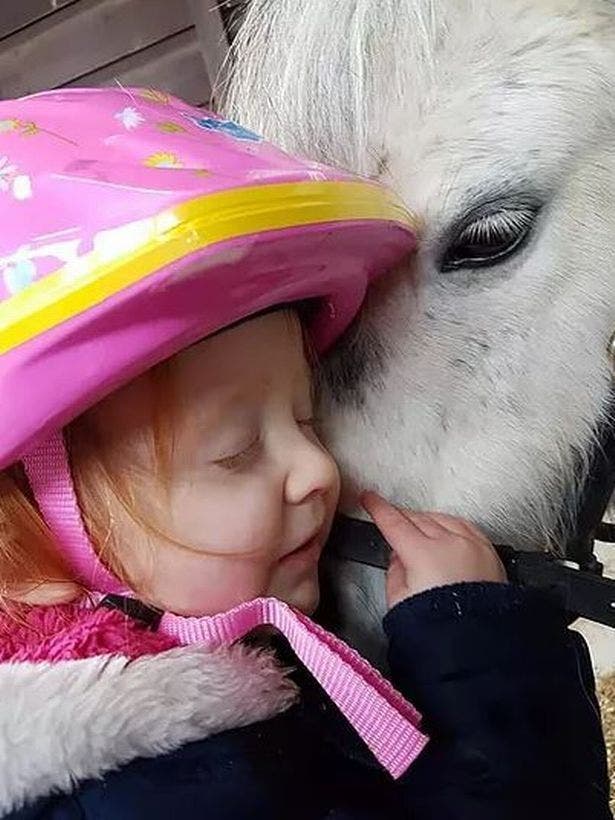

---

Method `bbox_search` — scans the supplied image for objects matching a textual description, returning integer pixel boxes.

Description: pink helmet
[0,87,417,470]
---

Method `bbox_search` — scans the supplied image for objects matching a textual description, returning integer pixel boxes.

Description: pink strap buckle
[23,432,428,778]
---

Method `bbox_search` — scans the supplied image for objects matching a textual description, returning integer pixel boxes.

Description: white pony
[222,0,615,658]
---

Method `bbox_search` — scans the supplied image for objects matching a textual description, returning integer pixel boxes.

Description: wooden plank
[0,0,78,41]
[187,0,229,101]
[0,0,193,98]
[66,29,212,107]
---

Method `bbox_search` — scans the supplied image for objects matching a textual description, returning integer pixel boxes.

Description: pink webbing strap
[159,599,427,778]
[22,432,429,779]
[22,430,126,595]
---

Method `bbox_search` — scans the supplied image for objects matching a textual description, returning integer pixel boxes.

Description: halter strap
[22,432,428,778]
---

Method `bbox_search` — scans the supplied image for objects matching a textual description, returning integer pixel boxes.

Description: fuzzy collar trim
[0,605,297,813]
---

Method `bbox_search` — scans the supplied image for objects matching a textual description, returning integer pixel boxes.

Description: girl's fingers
[363,491,504,608]
[362,491,492,552]
[361,491,428,548]
[421,511,491,544]
[399,511,450,539]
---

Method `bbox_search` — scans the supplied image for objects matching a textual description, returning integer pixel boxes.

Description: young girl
[0,89,610,820]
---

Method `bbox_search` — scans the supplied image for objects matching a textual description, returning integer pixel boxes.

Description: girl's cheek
[146,548,274,615]
[169,473,283,556]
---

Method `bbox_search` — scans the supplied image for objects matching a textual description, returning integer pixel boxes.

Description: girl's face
[88,312,340,616]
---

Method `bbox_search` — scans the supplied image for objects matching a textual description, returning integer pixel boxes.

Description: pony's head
[224,0,615,549]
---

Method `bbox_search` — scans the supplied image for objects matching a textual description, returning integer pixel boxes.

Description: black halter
[327,405,615,629]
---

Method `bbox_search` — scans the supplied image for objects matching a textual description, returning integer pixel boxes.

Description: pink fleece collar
[0,602,178,663]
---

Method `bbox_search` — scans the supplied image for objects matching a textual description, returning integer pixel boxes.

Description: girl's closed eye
[212,417,319,471]
[213,436,262,471]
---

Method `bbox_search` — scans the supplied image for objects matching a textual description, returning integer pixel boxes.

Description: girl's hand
[361,491,507,610]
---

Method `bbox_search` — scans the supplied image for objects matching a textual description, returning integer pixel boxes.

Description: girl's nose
[284,433,340,507]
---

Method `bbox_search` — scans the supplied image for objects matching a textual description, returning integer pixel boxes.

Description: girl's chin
[285,581,320,615]
[142,569,321,618]
[268,566,321,615]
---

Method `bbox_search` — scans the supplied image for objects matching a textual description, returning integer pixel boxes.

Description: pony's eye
[441,205,539,272]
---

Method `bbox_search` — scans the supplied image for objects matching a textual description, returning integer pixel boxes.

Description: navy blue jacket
[11,583,612,819]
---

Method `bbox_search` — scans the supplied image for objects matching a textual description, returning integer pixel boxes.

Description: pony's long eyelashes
[440,202,541,272]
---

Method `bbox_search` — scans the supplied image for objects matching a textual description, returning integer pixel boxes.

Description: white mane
[223,0,450,171]
[223,0,615,550]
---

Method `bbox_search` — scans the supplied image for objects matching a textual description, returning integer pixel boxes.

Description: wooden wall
[0,0,239,107]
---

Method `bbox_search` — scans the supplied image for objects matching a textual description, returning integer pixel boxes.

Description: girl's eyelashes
[212,436,262,471]
[211,416,319,471]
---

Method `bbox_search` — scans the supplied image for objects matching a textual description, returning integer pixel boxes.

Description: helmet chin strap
[20,429,427,780]
[22,430,126,595]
